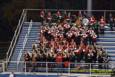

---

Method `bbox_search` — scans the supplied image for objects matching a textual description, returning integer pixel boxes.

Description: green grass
[70,69,112,75]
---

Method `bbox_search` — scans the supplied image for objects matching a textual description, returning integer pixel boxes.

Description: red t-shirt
[64,61,70,68]
[56,55,63,64]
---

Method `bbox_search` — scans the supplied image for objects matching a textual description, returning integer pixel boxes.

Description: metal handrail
[17,20,33,65]
[7,9,27,62]
[3,61,111,64]
[2,61,113,74]
[25,9,115,12]
[0,61,112,65]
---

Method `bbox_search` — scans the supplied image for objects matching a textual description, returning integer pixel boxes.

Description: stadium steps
[7,22,41,71]
[97,30,115,63]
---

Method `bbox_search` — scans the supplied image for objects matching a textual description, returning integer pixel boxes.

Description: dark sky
[93,0,115,10]
[38,0,115,10]
[0,0,13,42]
[0,0,115,42]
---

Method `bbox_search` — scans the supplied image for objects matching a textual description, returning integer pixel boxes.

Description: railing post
[104,10,106,19]
[90,63,91,77]
[16,61,18,72]
[68,62,70,76]
[105,63,107,74]
[24,9,27,22]
[2,62,5,72]
[25,61,26,74]
[46,62,48,76]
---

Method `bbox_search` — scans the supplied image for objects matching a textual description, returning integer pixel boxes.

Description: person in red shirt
[56,53,63,63]
[55,53,63,68]
[64,61,70,68]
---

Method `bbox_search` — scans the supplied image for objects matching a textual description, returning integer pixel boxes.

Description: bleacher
[2,9,115,77]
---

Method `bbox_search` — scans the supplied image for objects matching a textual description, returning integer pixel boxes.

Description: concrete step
[104,48,115,50]
[104,31,115,33]
[110,57,115,60]
[106,50,115,52]
[97,38,115,42]
[97,41,115,44]
[99,35,115,38]
[102,46,115,48]
[106,49,115,53]
[108,53,115,57]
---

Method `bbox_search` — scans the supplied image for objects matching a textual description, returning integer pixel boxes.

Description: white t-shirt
[9,73,14,77]
[82,18,89,26]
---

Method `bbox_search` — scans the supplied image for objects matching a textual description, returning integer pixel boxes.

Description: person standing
[113,17,115,28]
[89,16,96,29]
[99,16,106,34]
[93,20,99,37]
[56,10,62,22]
[47,11,52,26]
[109,16,114,31]
[9,72,14,77]
[40,10,45,25]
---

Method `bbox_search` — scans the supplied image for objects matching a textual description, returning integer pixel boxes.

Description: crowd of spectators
[24,10,111,71]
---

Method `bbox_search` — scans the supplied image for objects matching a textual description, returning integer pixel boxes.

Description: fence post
[2,62,5,72]
[25,61,26,74]
[90,63,91,77]
[104,11,106,19]
[46,62,48,76]
[16,61,19,72]
[24,9,27,22]
[68,62,70,76]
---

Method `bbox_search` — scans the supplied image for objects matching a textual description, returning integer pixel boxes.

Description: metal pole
[2,62,5,72]
[90,63,91,77]
[104,11,106,19]
[68,63,70,76]
[87,0,92,17]
[25,61,26,74]
[46,62,48,76]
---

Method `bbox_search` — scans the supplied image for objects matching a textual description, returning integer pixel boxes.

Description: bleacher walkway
[0,73,110,77]
[7,22,41,71]
[97,29,115,64]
